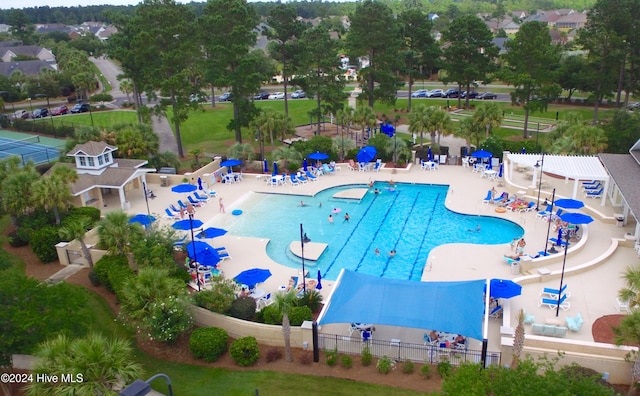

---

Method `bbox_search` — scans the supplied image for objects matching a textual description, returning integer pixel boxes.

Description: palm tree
[272,146,303,172]
[25,333,143,396]
[190,147,203,168]
[272,291,299,362]
[473,102,503,138]
[452,117,484,153]
[408,104,430,148]
[120,267,186,320]
[112,123,160,159]
[336,106,355,160]
[353,105,377,144]
[97,210,144,269]
[227,143,255,163]
[619,266,640,310]
[149,151,181,172]
[511,308,525,369]
[616,268,640,394]
[33,166,77,225]
[119,78,134,103]
[2,166,39,225]
[425,107,453,147]
[59,216,95,268]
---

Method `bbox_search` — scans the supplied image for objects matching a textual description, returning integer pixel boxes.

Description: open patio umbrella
[263,159,268,173]
[220,159,242,167]
[272,161,279,176]
[521,147,526,154]
[308,151,329,161]
[197,227,228,239]
[488,279,522,299]
[316,270,323,290]
[554,198,584,210]
[172,219,204,231]
[128,214,155,227]
[356,146,376,163]
[185,240,214,258]
[171,183,197,193]
[380,123,394,137]
[197,177,203,190]
[234,268,272,287]
[427,147,433,161]
[560,212,593,225]
[470,149,492,158]
[498,163,503,178]
[195,247,221,267]
[303,158,308,171]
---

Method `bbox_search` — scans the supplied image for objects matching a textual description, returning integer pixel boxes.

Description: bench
[531,323,568,338]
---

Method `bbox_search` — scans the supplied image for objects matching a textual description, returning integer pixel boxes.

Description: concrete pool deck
[111,159,637,357]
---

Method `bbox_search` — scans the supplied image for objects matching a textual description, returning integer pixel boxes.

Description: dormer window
[79,157,86,166]
[88,157,95,167]
[98,155,104,165]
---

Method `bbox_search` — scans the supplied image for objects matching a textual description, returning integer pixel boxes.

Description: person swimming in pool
[374,247,380,255]
[344,213,350,222]
[374,188,380,194]
[468,224,481,232]
[389,249,396,257]
[299,200,307,207]
[328,214,334,224]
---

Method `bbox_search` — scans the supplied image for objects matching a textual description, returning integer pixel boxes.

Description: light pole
[555,231,571,317]
[188,212,200,291]
[534,153,545,210]
[35,93,54,130]
[142,182,151,216]
[300,223,308,294]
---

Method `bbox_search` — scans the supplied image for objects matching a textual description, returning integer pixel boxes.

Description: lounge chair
[482,190,493,205]
[372,160,382,172]
[585,188,603,198]
[164,208,179,220]
[177,200,189,209]
[297,173,308,183]
[538,294,571,311]
[194,192,210,201]
[582,180,598,187]
[187,195,205,207]
[289,174,300,186]
[489,304,503,318]
[519,201,536,212]
[347,160,357,171]
[286,276,299,292]
[170,204,181,213]
[540,284,571,299]
[305,171,318,181]
[322,163,335,174]
[506,199,525,212]
[536,204,554,220]
[566,312,583,332]
[493,192,508,204]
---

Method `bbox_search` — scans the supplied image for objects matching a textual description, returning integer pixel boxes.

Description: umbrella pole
[300,224,306,294]
[189,213,200,292]
[556,233,570,317]
[543,189,556,256]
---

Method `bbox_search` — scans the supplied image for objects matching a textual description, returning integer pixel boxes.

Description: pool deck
[113,161,637,354]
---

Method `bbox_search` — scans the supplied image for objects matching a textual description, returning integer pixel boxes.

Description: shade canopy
[560,212,594,225]
[356,146,377,163]
[197,227,228,239]
[554,198,584,210]
[197,177,203,190]
[171,183,197,193]
[194,247,221,266]
[380,123,395,137]
[220,159,242,167]
[471,149,492,158]
[172,219,204,230]
[488,279,522,299]
[128,214,155,226]
[272,161,279,176]
[185,240,214,258]
[308,152,329,160]
[263,159,268,173]
[234,268,272,287]
[303,158,308,171]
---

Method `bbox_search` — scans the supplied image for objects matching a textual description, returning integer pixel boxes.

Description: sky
[1,0,190,9]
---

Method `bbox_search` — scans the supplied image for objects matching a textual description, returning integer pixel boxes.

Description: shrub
[325,348,338,366]
[30,226,60,263]
[361,345,372,366]
[193,277,236,314]
[66,206,101,223]
[288,305,312,326]
[189,327,229,362]
[228,296,256,321]
[88,271,100,286]
[420,364,432,379]
[93,255,132,294]
[265,347,282,363]
[341,354,353,369]
[377,356,394,374]
[437,361,452,378]
[298,351,312,365]
[297,290,323,312]
[143,295,193,343]
[229,337,259,367]
[262,304,282,325]
[7,230,28,247]
[401,360,414,374]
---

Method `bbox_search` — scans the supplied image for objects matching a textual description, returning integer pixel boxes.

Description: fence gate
[65,249,83,265]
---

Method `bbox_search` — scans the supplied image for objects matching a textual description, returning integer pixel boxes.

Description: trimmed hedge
[189,327,229,362]
[65,206,101,224]
[229,296,256,321]
[229,336,259,367]
[289,306,312,326]
[93,255,133,294]
[30,226,61,263]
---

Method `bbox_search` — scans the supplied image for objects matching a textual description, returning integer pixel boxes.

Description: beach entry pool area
[216,183,523,281]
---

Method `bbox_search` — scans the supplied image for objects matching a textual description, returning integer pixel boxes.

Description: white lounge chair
[538,294,571,311]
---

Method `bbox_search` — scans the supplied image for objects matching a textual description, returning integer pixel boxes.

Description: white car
[268,92,285,100]
[291,90,306,99]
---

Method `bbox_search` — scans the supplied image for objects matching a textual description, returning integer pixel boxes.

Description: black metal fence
[318,333,501,367]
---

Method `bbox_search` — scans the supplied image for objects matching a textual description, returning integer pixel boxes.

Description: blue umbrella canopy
[489,279,522,299]
[220,159,242,167]
[172,219,204,231]
[380,123,395,137]
[308,152,329,161]
[427,147,433,161]
[470,149,492,158]
[197,227,228,239]
[128,214,156,226]
[560,212,593,225]
[554,198,584,210]
[171,183,197,193]
[316,270,323,290]
[263,159,268,173]
[195,247,221,267]
[356,146,377,163]
[234,268,272,287]
[185,241,214,258]
[272,161,279,176]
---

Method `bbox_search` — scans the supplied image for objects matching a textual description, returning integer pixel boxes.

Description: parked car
[444,88,461,98]
[70,103,91,113]
[51,105,69,116]
[32,108,49,118]
[268,92,285,100]
[190,93,209,103]
[461,91,479,99]
[428,89,445,98]
[218,92,232,102]
[291,90,306,99]
[411,89,429,98]
[477,92,497,100]
[254,91,270,100]
[14,110,29,119]
[628,102,640,111]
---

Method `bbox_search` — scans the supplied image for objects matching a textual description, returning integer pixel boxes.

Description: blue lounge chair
[489,304,503,318]
[538,294,571,311]
[297,174,308,183]
[305,171,318,181]
[582,180,598,187]
[540,284,570,299]
[188,195,205,206]
[493,192,508,204]
[585,188,603,198]
[164,208,179,220]
[583,182,601,191]
[482,190,493,204]
[177,200,188,209]
[170,204,181,213]
[194,192,210,201]
[536,204,554,220]
[322,163,335,174]
[289,174,299,186]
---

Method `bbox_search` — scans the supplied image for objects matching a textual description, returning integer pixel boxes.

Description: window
[88,157,95,167]
[79,156,86,166]
[98,155,104,165]
[103,153,111,163]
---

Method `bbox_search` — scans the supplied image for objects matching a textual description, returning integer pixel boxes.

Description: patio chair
[170,204,181,213]
[347,160,357,171]
[297,173,308,183]
[493,192,508,204]
[519,201,536,212]
[585,188,603,198]
[305,171,318,181]
[482,190,493,205]
[372,159,382,172]
[540,284,570,300]
[177,200,188,209]
[194,192,210,202]
[289,174,300,186]
[582,180,598,187]
[461,156,470,168]
[565,312,583,332]
[322,163,335,174]
[489,304,503,318]
[187,195,205,207]
[164,208,179,220]
[538,294,571,311]
[536,204,554,220]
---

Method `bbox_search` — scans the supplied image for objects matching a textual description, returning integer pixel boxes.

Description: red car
[51,105,69,116]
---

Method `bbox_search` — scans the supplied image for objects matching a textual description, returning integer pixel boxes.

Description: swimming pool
[216,182,523,281]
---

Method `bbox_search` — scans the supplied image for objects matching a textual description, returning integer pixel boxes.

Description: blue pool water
[222,183,523,281]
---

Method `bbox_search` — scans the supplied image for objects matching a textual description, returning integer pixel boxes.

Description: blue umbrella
[555,198,584,210]
[560,212,593,225]
[263,159,268,173]
[521,147,526,154]
[197,227,228,239]
[427,147,433,161]
[128,214,155,227]
[172,219,204,231]
[234,268,272,287]
[316,270,323,290]
[356,146,376,163]
[171,183,197,193]
[185,241,214,258]
[470,149,492,158]
[308,152,329,161]
[197,177,203,191]
[380,123,395,137]
[498,163,503,178]
[489,279,522,299]
[303,158,308,171]
[272,161,279,176]
[195,247,221,267]
[220,159,242,167]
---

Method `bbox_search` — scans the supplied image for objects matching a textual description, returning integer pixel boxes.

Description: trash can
[160,176,168,187]
[511,262,520,275]
[616,216,624,228]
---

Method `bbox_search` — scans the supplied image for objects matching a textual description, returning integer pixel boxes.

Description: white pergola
[506,153,610,206]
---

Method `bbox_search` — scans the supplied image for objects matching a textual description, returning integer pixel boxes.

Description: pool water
[217,183,523,281]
